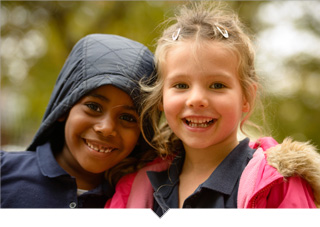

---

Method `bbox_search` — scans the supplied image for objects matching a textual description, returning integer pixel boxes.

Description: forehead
[86,85,134,105]
[168,39,236,58]
[163,40,239,77]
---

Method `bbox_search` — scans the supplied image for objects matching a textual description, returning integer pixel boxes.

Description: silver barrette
[216,25,229,39]
[172,28,181,41]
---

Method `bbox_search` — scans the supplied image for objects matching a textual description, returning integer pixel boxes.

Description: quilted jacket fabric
[28,34,154,151]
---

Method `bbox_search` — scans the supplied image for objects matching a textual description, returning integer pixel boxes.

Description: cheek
[163,101,179,125]
[65,116,87,140]
[122,128,141,150]
[162,92,182,114]
[225,101,245,123]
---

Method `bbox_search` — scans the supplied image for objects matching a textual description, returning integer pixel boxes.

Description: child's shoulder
[1,150,37,168]
[1,149,46,189]
[1,149,36,157]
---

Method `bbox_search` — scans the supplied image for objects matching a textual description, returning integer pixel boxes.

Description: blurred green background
[1,1,320,151]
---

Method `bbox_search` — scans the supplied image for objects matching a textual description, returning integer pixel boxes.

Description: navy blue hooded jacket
[1,34,155,208]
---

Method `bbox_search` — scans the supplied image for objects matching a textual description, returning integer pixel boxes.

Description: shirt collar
[147,138,255,196]
[80,179,114,198]
[37,142,114,197]
[147,153,184,198]
[37,142,69,178]
[200,138,254,195]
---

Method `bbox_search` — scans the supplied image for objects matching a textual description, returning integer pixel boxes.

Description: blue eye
[174,83,189,89]
[120,114,137,123]
[85,103,102,112]
[211,83,226,89]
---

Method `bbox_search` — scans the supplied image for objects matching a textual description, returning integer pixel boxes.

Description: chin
[184,142,211,150]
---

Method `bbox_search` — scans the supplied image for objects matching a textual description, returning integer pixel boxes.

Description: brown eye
[120,114,137,123]
[85,103,102,112]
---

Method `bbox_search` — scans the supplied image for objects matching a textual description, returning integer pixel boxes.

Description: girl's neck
[182,138,239,174]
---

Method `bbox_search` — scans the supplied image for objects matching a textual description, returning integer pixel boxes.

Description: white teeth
[185,118,212,124]
[189,123,209,128]
[86,141,114,153]
[103,148,113,153]
[185,118,214,128]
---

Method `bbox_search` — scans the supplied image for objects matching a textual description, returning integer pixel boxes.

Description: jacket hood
[28,34,155,151]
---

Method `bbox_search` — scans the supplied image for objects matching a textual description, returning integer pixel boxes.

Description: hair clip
[172,28,181,41]
[215,25,229,39]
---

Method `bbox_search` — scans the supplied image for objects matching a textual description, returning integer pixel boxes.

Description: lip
[83,138,118,155]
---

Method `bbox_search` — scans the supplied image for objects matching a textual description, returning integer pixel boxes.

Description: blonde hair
[141,2,264,158]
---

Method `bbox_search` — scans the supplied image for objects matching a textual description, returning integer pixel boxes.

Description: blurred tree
[1,1,180,148]
[1,1,319,151]
[252,1,320,148]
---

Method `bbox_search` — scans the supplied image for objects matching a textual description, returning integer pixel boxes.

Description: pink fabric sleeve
[241,137,316,208]
[249,137,278,150]
[266,176,317,208]
[126,158,170,208]
[104,158,170,208]
[104,172,137,208]
[237,148,266,208]
[239,137,279,208]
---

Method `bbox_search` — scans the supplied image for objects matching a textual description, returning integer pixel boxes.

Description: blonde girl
[106,2,320,215]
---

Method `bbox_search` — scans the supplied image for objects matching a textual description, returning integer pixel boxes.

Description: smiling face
[60,85,140,174]
[161,40,249,152]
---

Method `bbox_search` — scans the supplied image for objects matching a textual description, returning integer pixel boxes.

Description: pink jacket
[105,137,320,208]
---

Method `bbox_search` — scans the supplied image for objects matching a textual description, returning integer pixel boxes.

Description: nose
[93,115,117,137]
[186,86,209,108]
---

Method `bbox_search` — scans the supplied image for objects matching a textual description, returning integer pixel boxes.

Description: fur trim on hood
[266,137,320,207]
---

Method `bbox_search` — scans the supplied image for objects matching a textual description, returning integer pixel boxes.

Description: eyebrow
[207,73,233,80]
[88,94,137,112]
[166,72,233,81]
[89,94,109,102]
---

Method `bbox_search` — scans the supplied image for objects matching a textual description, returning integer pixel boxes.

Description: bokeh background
[1,1,320,151]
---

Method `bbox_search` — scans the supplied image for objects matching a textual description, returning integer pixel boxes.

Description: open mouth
[84,140,116,153]
[184,117,215,128]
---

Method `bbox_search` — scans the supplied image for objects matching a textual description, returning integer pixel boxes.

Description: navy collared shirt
[147,138,255,216]
[1,142,114,208]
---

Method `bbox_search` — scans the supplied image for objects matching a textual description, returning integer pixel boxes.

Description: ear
[242,83,257,113]
[242,101,250,113]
